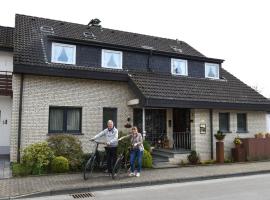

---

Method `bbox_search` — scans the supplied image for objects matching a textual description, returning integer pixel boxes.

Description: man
[91,120,118,175]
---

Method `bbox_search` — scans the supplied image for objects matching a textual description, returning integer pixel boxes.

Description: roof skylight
[40,26,54,34]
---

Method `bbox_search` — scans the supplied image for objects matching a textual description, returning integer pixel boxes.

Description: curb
[3,169,270,199]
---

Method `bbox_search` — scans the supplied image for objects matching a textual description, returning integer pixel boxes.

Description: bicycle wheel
[112,157,123,180]
[83,156,96,180]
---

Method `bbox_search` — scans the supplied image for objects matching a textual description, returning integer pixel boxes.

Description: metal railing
[0,71,12,96]
[173,132,191,150]
[145,133,166,147]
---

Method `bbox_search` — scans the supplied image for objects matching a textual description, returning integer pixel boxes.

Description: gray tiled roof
[14,14,215,66]
[0,26,13,49]
[12,14,270,110]
[128,69,270,108]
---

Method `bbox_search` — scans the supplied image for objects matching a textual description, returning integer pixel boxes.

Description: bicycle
[112,140,131,180]
[83,140,107,180]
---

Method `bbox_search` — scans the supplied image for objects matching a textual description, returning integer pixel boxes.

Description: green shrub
[47,134,83,171]
[12,163,31,177]
[142,150,152,168]
[117,131,131,157]
[51,156,69,173]
[143,140,151,152]
[22,142,54,175]
[187,150,200,165]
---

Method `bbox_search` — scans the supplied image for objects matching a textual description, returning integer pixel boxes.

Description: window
[205,63,219,79]
[103,108,117,130]
[51,42,76,64]
[171,58,188,76]
[237,113,247,132]
[219,113,230,132]
[102,49,122,69]
[49,107,82,133]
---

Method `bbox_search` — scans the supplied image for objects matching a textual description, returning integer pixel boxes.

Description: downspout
[17,74,24,163]
[210,109,214,159]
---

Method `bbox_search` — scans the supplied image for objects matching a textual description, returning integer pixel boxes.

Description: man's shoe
[136,172,140,177]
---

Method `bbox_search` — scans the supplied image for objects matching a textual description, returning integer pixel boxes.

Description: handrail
[173,131,191,150]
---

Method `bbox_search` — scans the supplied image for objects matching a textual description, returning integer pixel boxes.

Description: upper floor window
[51,42,76,65]
[205,63,219,79]
[171,58,188,76]
[102,49,122,69]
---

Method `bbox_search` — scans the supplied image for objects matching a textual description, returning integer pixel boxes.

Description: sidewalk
[1,161,270,199]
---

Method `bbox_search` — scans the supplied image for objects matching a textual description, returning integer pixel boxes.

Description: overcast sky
[1,0,269,97]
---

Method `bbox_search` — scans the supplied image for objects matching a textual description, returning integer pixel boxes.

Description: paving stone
[0,161,270,199]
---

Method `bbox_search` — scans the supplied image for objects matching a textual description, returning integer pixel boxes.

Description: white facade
[267,113,270,132]
[0,51,13,155]
[0,51,13,72]
[0,96,12,154]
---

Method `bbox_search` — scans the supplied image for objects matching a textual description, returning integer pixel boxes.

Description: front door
[0,96,12,155]
[173,108,191,149]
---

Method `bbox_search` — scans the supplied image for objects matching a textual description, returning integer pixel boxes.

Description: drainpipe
[142,107,146,139]
[17,74,24,163]
[210,109,214,159]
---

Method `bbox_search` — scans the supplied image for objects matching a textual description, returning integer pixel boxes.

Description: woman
[120,126,144,177]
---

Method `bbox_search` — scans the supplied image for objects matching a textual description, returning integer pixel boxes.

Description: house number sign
[200,124,206,134]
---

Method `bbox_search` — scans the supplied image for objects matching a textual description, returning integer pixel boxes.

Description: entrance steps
[152,148,191,169]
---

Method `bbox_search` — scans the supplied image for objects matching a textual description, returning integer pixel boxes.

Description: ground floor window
[237,113,247,132]
[219,112,230,132]
[103,107,117,130]
[49,106,82,133]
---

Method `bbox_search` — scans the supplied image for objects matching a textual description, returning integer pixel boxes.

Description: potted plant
[233,136,242,148]
[214,130,225,163]
[255,132,264,139]
[214,130,226,141]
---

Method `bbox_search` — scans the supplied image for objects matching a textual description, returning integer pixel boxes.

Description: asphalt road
[21,173,270,200]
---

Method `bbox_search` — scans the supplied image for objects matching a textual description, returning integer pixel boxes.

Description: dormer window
[205,63,219,79]
[102,49,122,69]
[51,42,76,65]
[171,58,188,76]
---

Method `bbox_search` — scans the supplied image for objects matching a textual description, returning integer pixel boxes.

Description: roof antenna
[88,18,101,27]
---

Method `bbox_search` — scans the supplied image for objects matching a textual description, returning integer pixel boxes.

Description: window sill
[220,131,232,134]
[236,131,249,134]
[48,132,84,136]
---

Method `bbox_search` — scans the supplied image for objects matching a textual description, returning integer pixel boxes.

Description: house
[0,26,13,158]
[3,14,270,164]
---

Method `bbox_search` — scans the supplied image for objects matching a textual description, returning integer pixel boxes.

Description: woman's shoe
[136,172,140,177]
[129,172,135,177]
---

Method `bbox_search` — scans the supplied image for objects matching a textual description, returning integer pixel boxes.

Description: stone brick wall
[191,109,267,161]
[10,74,136,162]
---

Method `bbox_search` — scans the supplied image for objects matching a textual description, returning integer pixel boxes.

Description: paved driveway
[0,156,11,179]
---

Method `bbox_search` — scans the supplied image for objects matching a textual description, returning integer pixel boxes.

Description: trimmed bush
[12,163,31,177]
[47,134,83,171]
[51,156,69,173]
[142,150,152,168]
[22,142,54,175]
[187,150,200,165]
[143,140,151,152]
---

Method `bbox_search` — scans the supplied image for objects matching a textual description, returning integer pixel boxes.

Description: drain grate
[71,192,95,199]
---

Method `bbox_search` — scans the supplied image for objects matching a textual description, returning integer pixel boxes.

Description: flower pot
[235,143,241,148]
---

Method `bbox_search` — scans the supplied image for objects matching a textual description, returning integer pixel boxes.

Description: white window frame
[171,58,188,76]
[101,49,123,69]
[205,63,219,79]
[51,42,76,65]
